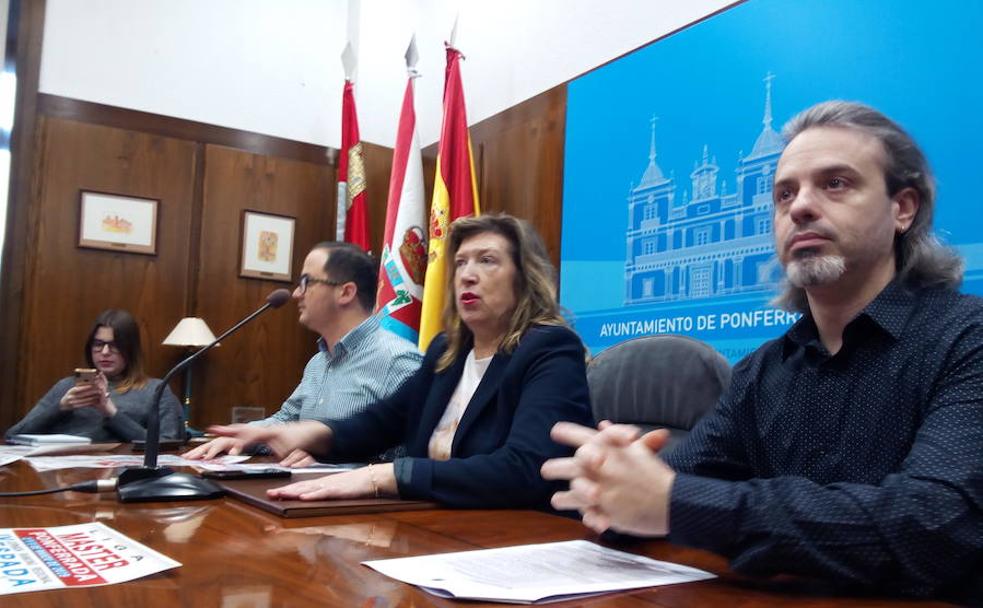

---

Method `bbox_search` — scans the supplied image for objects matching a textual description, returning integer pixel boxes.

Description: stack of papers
[363,539,715,603]
[0,443,121,467]
[7,434,92,446]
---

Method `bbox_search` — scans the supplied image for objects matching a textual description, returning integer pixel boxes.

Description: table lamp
[162,317,218,437]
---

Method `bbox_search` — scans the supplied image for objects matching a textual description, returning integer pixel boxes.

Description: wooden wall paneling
[186,142,206,312]
[419,85,567,268]
[360,141,394,257]
[192,145,335,427]
[0,0,47,433]
[17,117,197,420]
[468,85,567,268]
[422,153,436,207]
[38,94,333,166]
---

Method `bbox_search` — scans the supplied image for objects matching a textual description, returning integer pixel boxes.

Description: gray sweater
[5,377,184,442]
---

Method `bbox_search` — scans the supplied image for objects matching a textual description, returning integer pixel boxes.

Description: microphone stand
[117,291,290,502]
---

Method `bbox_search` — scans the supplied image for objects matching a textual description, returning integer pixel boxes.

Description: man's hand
[206,420,333,460]
[541,421,676,536]
[266,463,396,501]
[182,436,250,460]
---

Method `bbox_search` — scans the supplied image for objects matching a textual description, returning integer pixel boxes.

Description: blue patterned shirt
[666,281,983,604]
[255,314,422,426]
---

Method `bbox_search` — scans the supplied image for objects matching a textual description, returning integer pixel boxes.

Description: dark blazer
[325,324,593,509]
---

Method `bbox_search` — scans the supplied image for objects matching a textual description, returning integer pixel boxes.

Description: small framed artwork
[239,210,296,282]
[78,191,159,255]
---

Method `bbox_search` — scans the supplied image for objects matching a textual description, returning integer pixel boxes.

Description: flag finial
[342,41,357,81]
[449,14,459,48]
[405,34,420,77]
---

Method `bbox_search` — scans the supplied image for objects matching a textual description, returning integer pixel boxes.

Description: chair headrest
[586,334,731,430]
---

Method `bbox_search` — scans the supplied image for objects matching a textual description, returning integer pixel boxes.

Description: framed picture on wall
[78,191,159,255]
[239,210,296,282]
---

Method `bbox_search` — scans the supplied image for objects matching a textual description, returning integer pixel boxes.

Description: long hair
[84,309,148,392]
[773,100,963,311]
[436,214,568,372]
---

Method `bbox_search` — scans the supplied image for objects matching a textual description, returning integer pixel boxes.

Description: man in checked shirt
[185,242,421,466]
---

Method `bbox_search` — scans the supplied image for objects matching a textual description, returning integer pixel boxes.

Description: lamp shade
[162,317,218,347]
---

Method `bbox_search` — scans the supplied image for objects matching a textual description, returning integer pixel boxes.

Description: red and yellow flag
[337,79,371,252]
[418,45,480,351]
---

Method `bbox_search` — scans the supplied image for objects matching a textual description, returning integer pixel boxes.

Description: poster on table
[560,0,983,361]
[0,522,180,595]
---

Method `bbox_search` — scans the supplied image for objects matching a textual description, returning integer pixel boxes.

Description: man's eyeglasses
[296,274,344,295]
[91,340,121,354]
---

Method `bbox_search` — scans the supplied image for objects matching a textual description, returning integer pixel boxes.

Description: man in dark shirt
[543,101,983,603]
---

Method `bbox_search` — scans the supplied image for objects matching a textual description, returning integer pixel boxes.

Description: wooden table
[0,459,953,607]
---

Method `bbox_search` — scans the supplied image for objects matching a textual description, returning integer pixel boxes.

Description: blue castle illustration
[625,74,786,304]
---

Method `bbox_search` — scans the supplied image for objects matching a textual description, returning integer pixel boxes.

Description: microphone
[117,288,292,502]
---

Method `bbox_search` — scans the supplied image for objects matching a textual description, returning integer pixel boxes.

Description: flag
[337,79,371,251]
[418,45,481,350]
[376,75,427,344]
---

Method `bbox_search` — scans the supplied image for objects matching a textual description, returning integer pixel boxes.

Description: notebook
[7,434,93,446]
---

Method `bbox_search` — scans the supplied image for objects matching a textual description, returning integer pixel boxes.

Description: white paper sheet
[363,539,715,604]
[23,454,250,471]
[0,522,180,595]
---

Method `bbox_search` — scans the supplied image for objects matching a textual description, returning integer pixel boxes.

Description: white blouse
[427,349,493,460]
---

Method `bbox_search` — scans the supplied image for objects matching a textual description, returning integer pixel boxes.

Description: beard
[785,252,846,287]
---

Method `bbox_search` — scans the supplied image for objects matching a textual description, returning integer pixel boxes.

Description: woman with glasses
[5,309,183,442]
[210,214,594,510]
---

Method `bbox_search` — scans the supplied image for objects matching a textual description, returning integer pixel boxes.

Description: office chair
[586,334,731,452]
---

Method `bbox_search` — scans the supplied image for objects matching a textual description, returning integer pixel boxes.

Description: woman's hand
[266,463,397,501]
[208,420,333,459]
[58,382,102,411]
[91,373,118,418]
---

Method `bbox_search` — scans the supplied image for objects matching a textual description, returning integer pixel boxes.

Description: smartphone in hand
[74,368,97,386]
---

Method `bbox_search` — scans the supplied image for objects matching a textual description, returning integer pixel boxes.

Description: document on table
[362,539,716,604]
[0,453,21,467]
[0,522,180,595]
[23,454,250,471]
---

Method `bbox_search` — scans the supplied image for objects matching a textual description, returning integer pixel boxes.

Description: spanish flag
[418,45,480,351]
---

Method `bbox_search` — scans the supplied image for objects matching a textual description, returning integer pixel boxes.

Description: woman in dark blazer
[211,214,593,509]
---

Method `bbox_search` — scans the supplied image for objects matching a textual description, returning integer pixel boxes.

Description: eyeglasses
[91,340,121,354]
[296,274,343,295]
